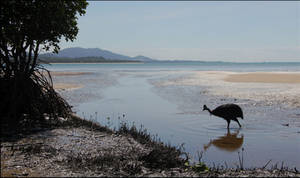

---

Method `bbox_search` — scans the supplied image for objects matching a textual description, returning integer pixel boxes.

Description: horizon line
[41,46,300,63]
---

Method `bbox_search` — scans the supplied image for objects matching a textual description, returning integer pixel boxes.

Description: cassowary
[203,103,243,128]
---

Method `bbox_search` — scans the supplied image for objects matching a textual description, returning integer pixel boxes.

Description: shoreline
[0,114,196,177]
[1,114,299,177]
[49,62,143,64]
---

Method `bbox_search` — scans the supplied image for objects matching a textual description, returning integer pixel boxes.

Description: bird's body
[203,103,243,128]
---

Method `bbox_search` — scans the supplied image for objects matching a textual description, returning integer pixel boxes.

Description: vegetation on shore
[0,0,88,126]
[40,56,142,63]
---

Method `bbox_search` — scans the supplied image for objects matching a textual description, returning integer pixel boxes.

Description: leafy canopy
[1,0,88,53]
[0,0,88,78]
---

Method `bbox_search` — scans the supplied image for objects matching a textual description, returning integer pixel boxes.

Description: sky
[59,1,300,62]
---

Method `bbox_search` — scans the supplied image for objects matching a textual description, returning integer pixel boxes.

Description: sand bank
[53,83,83,91]
[50,71,88,91]
[203,71,300,108]
[156,71,300,108]
[224,72,300,84]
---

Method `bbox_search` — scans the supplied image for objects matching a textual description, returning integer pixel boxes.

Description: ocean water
[46,61,300,72]
[46,61,300,169]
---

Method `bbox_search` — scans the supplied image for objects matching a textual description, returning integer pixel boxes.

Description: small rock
[171,171,179,176]
[22,172,29,176]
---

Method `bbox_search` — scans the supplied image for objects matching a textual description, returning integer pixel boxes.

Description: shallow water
[48,62,300,169]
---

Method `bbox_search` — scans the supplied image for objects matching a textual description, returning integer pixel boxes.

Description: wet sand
[155,71,300,108]
[202,71,300,108]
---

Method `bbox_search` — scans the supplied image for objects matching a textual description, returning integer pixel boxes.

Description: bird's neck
[206,108,212,114]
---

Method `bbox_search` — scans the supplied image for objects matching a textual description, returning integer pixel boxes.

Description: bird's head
[203,105,208,111]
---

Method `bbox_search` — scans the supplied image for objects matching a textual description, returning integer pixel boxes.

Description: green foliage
[1,0,88,78]
[185,161,209,174]
[1,0,88,55]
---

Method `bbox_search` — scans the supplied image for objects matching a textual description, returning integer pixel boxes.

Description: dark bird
[203,103,243,128]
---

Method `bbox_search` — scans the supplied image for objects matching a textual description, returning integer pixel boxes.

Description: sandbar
[154,71,300,108]
[53,83,83,91]
[224,72,300,84]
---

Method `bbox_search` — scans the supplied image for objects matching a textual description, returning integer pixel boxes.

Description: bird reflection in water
[204,128,244,152]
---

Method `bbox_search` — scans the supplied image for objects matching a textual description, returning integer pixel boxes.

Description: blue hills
[40,47,156,62]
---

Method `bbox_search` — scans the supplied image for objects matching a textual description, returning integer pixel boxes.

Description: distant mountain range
[40,47,156,62]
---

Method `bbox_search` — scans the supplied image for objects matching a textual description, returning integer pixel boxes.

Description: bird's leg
[236,120,242,128]
[227,120,231,129]
[226,127,231,135]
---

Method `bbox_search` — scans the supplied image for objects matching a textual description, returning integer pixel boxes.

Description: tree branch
[29,40,40,74]
[25,42,33,74]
